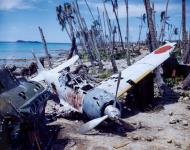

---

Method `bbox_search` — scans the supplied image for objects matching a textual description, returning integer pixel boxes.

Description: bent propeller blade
[79,115,108,134]
[114,72,122,106]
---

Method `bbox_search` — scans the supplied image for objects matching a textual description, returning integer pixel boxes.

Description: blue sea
[0,42,71,59]
[0,42,71,64]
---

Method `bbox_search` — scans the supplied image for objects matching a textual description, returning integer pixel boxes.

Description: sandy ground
[43,49,190,150]
[46,99,190,150]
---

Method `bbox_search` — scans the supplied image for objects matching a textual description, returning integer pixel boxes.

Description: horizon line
[0,40,71,44]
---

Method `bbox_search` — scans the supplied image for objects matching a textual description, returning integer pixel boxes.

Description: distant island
[16,40,41,43]
[0,41,70,44]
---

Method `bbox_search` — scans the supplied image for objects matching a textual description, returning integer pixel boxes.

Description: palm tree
[103,1,118,73]
[108,0,130,65]
[144,0,166,91]
[137,14,146,50]
[124,0,131,65]
[56,3,78,60]
[144,0,158,51]
[159,0,170,42]
[182,0,189,63]
[38,27,52,68]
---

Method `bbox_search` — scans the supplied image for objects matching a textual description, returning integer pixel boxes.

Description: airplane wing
[97,42,176,97]
[50,55,79,73]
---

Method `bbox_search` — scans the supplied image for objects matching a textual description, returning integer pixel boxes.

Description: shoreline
[0,48,70,65]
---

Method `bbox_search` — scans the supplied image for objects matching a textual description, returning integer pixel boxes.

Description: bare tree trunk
[159,0,169,42]
[144,0,158,51]
[144,0,165,90]
[65,25,72,41]
[110,0,130,65]
[67,36,78,60]
[38,26,52,68]
[182,32,190,89]
[182,0,189,64]
[138,19,143,50]
[189,31,190,49]
[103,11,107,41]
[182,0,187,44]
[84,0,95,21]
[97,7,106,49]
[73,0,95,66]
[104,2,118,73]
[179,25,182,42]
[125,0,131,65]
[91,30,104,71]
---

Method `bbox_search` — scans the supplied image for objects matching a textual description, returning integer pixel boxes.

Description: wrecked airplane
[0,66,50,149]
[31,42,176,134]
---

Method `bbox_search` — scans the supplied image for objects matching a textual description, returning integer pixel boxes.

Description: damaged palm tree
[108,0,130,66]
[72,1,95,66]
[144,0,176,98]
[136,14,146,50]
[182,0,189,64]
[124,0,131,65]
[159,0,170,42]
[144,0,158,51]
[103,1,118,73]
[38,26,52,68]
[181,0,190,89]
[72,0,104,71]
[90,29,104,71]
[56,3,79,60]
[83,0,104,71]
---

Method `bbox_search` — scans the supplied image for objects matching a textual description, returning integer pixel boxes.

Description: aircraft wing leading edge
[31,55,79,82]
[97,42,176,97]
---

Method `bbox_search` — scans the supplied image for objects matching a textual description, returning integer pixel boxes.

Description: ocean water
[0,42,71,60]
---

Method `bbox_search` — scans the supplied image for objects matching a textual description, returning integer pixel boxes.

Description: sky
[0,0,189,43]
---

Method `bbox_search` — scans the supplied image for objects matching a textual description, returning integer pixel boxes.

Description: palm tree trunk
[159,0,169,42]
[144,0,164,90]
[73,0,95,66]
[110,0,130,65]
[125,0,131,65]
[138,19,143,50]
[104,2,118,73]
[91,30,104,71]
[38,26,52,68]
[182,0,189,64]
[144,0,158,51]
[84,0,95,21]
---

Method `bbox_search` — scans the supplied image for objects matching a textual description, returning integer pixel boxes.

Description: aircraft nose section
[82,88,121,119]
[104,105,121,119]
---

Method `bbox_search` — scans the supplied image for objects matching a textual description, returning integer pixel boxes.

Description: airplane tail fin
[32,51,45,73]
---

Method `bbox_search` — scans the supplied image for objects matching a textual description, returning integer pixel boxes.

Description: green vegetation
[165,77,183,87]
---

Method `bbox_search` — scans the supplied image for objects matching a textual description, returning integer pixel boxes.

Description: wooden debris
[113,141,131,149]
